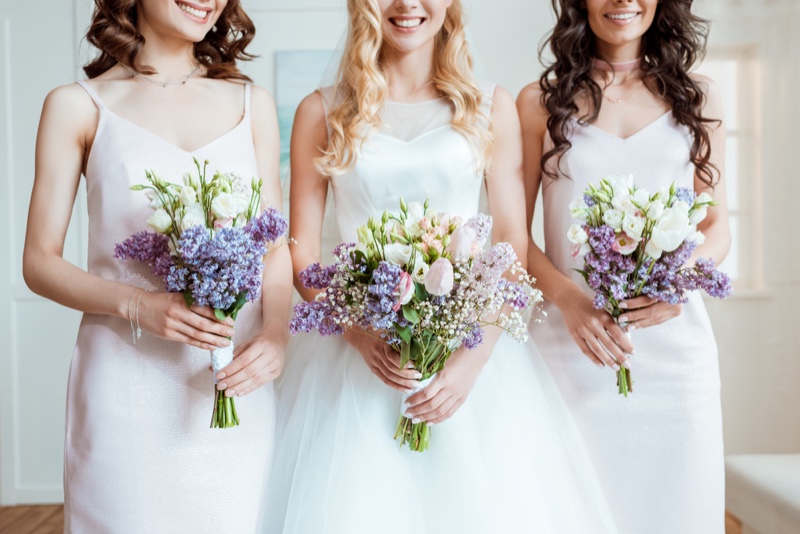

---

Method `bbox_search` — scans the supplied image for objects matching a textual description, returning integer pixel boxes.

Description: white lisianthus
[232,193,251,216]
[602,208,625,229]
[411,258,430,284]
[689,205,708,225]
[567,224,589,245]
[384,243,413,266]
[605,174,634,196]
[651,203,693,252]
[688,230,706,245]
[147,208,173,234]
[145,190,163,210]
[181,203,206,231]
[211,193,239,219]
[179,186,197,207]
[612,194,635,212]
[356,225,372,246]
[569,198,590,220]
[631,188,651,210]
[404,202,427,237]
[644,239,663,260]
[647,200,665,220]
[696,192,713,205]
[622,213,645,239]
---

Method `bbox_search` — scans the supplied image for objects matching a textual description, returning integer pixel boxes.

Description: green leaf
[414,283,428,301]
[396,324,412,344]
[214,308,227,321]
[402,305,421,325]
[400,341,411,368]
[183,291,195,309]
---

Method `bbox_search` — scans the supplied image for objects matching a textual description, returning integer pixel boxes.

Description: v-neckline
[575,111,671,142]
[103,107,248,154]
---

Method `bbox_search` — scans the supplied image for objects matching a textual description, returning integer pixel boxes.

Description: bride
[263,0,618,532]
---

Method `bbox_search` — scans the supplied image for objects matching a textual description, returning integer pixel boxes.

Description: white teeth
[178,3,208,19]
[607,13,638,20]
[394,18,422,28]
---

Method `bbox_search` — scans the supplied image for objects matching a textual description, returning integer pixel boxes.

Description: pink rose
[446,226,478,262]
[611,232,639,255]
[424,258,454,296]
[393,272,415,312]
[422,233,444,254]
[214,217,233,229]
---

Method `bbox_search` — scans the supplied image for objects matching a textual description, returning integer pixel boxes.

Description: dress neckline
[572,111,672,142]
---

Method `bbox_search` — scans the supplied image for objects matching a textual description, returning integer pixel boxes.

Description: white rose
[689,205,708,225]
[181,203,206,231]
[602,208,624,229]
[568,198,590,220]
[210,193,239,219]
[644,239,663,260]
[384,243,413,266]
[647,200,665,220]
[232,193,252,216]
[404,202,426,237]
[567,224,589,244]
[605,174,634,195]
[651,203,693,252]
[179,187,197,207]
[622,213,645,239]
[147,208,173,234]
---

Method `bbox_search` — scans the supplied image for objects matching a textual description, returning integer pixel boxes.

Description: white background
[0,0,798,505]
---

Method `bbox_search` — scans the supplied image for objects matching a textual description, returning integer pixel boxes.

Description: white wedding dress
[261,83,618,533]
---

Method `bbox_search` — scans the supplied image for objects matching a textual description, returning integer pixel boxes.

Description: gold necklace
[125,64,201,88]
[601,81,642,105]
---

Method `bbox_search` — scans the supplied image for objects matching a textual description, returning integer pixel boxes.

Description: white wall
[0,0,796,505]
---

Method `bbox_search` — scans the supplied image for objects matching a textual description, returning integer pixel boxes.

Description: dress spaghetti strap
[75,80,106,110]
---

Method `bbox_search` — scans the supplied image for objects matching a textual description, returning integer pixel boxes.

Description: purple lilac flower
[501,280,530,310]
[332,242,356,263]
[464,214,492,244]
[473,243,516,280]
[463,324,484,349]
[245,207,288,245]
[674,187,696,205]
[114,231,171,265]
[289,300,326,334]
[583,194,596,207]
[300,263,338,290]
[363,262,403,331]
[587,225,615,255]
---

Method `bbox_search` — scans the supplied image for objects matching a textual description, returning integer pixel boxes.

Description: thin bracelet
[134,289,148,344]
[127,287,140,344]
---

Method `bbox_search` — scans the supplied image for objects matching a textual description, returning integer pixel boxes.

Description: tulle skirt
[260,332,618,533]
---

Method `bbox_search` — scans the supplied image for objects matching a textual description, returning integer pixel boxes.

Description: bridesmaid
[518,0,729,532]
[23,0,291,531]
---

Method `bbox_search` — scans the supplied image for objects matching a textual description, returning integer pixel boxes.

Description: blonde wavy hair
[316,0,493,176]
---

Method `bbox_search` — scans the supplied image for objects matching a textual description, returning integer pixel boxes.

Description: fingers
[426,396,463,425]
[380,349,422,381]
[619,303,682,331]
[216,346,282,397]
[596,329,630,369]
[184,310,235,340]
[190,305,235,327]
[620,296,655,310]
[575,338,606,368]
[172,319,230,349]
[371,357,421,392]
[408,391,456,422]
[584,336,620,371]
[405,386,448,419]
[405,378,441,408]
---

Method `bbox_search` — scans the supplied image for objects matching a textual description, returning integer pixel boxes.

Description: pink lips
[389,17,426,34]
[175,1,213,24]
[604,11,641,26]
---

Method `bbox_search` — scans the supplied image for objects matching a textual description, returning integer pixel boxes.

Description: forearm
[23,252,135,319]
[527,238,584,309]
[258,245,293,343]
[690,220,731,267]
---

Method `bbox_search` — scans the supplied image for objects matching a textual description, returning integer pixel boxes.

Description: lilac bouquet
[569,175,732,396]
[115,158,287,427]
[290,199,541,451]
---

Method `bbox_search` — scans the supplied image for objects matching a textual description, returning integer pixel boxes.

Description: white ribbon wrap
[210,344,235,384]
[401,373,437,418]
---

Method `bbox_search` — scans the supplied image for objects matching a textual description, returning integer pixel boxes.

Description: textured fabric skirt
[261,331,619,533]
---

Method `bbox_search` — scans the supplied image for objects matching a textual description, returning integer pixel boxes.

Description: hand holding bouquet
[115,158,287,427]
[569,175,732,396]
[290,199,541,451]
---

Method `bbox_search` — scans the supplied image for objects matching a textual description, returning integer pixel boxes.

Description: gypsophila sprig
[290,199,542,451]
[569,175,732,396]
[114,158,287,428]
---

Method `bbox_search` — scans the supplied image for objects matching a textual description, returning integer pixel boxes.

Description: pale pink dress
[66,81,274,533]
[531,112,725,533]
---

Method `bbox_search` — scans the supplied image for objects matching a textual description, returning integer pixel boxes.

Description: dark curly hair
[539,0,719,187]
[83,0,255,80]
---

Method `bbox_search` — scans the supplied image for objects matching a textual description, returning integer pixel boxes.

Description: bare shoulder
[690,72,724,121]
[488,85,516,118]
[294,91,327,130]
[516,81,548,117]
[250,83,277,118]
[41,83,98,134]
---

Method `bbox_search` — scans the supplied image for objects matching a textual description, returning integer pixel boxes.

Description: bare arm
[288,91,420,392]
[215,85,295,396]
[23,84,232,350]
[516,82,632,370]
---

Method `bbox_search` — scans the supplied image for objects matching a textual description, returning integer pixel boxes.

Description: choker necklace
[593,58,641,73]
[126,64,201,88]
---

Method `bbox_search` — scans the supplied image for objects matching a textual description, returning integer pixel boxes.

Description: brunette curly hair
[83,0,255,80]
[539,0,719,187]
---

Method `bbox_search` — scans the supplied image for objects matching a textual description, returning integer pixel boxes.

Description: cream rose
[147,208,173,234]
[384,243,413,266]
[602,209,625,229]
[567,224,589,245]
[651,203,693,252]
[181,203,206,231]
[211,193,239,220]
[622,213,645,239]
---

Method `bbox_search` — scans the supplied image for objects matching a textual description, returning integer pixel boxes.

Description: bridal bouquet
[569,175,732,396]
[114,158,288,428]
[290,199,541,451]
